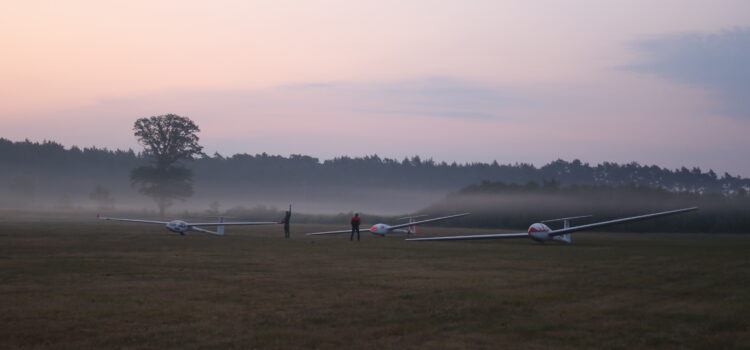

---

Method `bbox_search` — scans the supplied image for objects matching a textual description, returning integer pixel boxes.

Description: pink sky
[2,1,749,175]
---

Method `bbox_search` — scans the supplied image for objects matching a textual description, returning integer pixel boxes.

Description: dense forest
[1,138,749,217]
[422,180,750,233]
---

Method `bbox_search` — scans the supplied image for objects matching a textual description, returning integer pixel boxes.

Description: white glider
[406,207,697,244]
[98,215,284,236]
[307,213,470,237]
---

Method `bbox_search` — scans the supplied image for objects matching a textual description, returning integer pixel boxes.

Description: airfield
[1,212,748,349]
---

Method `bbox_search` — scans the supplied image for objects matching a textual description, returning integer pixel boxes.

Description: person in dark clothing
[350,213,361,241]
[282,205,292,239]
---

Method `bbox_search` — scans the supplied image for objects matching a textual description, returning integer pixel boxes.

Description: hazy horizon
[2,135,747,178]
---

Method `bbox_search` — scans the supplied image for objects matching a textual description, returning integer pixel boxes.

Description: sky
[2,0,749,176]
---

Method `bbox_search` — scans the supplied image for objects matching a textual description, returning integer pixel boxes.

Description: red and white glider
[406,207,697,244]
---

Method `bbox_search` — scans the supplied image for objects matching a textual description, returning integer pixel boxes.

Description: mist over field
[0,139,450,215]
[422,181,750,233]
[1,138,748,231]
[1,180,442,217]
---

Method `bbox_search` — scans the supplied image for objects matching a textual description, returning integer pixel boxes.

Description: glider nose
[369,225,388,236]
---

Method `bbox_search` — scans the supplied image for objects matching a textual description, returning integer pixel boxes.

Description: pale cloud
[624,28,750,116]
[281,77,514,120]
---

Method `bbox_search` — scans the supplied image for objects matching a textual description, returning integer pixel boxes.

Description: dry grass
[0,212,748,349]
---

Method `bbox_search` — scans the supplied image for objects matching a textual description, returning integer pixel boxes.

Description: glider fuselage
[166,220,189,234]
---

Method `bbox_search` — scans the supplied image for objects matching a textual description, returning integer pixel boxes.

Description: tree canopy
[133,114,204,168]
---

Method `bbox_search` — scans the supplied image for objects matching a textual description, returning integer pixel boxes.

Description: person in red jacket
[350,213,361,241]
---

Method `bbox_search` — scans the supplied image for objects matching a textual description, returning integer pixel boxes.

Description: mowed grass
[0,213,748,349]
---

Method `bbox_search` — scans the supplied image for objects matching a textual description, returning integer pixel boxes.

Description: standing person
[281,205,292,239]
[350,213,361,241]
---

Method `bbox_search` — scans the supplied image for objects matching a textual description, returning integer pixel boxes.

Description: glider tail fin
[553,233,572,244]
[541,215,592,229]
[217,216,225,236]
[397,214,427,234]
[205,216,233,235]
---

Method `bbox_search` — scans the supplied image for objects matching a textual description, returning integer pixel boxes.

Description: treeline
[422,180,750,233]
[199,154,750,195]
[1,138,749,213]
[0,139,144,208]
[2,138,749,191]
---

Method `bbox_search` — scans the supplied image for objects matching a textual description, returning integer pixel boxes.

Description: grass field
[1,212,748,349]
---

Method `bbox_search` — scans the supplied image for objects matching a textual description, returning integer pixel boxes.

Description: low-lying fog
[0,184,446,217]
